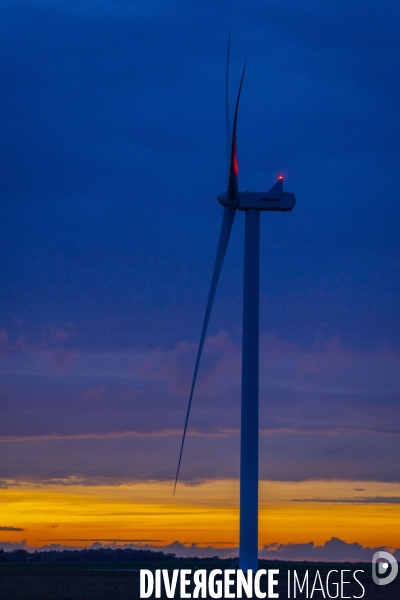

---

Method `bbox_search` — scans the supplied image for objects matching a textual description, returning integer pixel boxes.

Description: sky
[0,0,400,560]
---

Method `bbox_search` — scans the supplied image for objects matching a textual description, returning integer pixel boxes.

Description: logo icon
[372,551,398,586]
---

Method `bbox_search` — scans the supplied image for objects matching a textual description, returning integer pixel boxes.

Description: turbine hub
[217,189,238,209]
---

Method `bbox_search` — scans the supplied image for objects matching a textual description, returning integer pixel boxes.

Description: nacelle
[238,190,296,211]
[217,178,296,212]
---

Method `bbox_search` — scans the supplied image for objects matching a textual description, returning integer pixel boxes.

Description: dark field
[0,561,398,599]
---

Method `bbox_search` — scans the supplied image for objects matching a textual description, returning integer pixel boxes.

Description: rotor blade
[227,61,246,202]
[225,30,231,176]
[174,207,236,495]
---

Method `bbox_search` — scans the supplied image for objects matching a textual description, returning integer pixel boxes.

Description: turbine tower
[174,40,296,572]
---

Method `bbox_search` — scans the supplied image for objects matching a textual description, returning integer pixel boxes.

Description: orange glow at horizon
[1,480,399,551]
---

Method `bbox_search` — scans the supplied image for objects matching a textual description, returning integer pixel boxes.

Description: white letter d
[140,570,154,598]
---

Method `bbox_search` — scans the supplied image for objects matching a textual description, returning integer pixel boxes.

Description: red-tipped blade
[227,61,246,202]
[225,30,231,176]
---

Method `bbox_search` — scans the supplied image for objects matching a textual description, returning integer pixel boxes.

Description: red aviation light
[278,174,283,180]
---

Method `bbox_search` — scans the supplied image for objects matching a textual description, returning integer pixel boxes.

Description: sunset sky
[1,0,400,559]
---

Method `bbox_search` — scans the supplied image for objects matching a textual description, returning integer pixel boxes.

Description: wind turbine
[174,39,296,572]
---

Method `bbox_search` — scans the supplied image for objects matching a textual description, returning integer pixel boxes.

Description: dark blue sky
[1,0,400,485]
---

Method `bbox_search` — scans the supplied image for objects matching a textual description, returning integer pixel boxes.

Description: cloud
[0,329,8,358]
[50,325,75,342]
[4,539,235,558]
[6,343,397,488]
[260,335,353,375]
[0,329,28,361]
[50,349,77,373]
[0,526,25,531]
[0,427,399,483]
[293,496,400,504]
[0,540,27,551]
[136,331,241,396]
[0,328,399,483]
[0,324,78,373]
[5,536,399,562]
[82,383,106,402]
[259,333,400,394]
[261,537,400,562]
[38,538,164,543]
